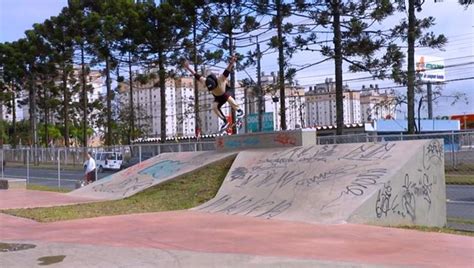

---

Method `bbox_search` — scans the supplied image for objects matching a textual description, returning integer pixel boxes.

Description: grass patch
[448,217,474,225]
[445,163,474,174]
[27,184,71,193]
[397,225,474,237]
[445,174,474,185]
[2,156,235,222]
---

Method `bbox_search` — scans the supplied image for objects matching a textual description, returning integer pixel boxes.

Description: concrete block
[216,129,316,151]
[0,178,27,189]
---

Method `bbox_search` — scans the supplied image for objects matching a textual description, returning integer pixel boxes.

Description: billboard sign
[416,55,445,82]
[247,112,274,132]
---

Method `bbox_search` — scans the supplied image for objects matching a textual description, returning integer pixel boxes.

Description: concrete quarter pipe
[68,151,236,200]
[196,139,446,227]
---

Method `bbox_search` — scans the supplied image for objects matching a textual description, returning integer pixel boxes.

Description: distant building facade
[305,78,361,127]
[360,85,397,123]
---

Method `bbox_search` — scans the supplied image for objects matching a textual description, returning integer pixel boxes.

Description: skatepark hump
[196,139,446,227]
[68,151,236,200]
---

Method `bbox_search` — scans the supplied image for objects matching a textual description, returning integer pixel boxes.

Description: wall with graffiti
[197,139,446,227]
[215,130,316,151]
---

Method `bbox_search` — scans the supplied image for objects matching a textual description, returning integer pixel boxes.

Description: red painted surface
[0,189,99,209]
[274,133,297,145]
[0,194,472,268]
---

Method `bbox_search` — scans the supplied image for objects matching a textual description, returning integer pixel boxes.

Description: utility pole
[227,2,237,134]
[427,82,433,119]
[256,35,263,132]
[192,16,201,138]
[81,44,88,151]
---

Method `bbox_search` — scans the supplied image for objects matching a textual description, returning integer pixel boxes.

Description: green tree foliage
[391,0,447,133]
[296,0,402,134]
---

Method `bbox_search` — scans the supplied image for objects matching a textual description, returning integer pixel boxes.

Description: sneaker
[220,121,230,132]
[236,109,244,118]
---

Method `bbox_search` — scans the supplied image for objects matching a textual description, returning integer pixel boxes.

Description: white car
[94,152,123,173]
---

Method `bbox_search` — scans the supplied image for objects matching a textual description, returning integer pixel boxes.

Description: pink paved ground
[0,189,100,209]
[0,190,473,267]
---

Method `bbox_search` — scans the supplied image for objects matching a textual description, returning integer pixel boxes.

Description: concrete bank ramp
[196,140,446,227]
[69,151,236,200]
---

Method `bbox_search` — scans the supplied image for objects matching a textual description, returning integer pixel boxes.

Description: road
[1,167,117,190]
[1,167,473,225]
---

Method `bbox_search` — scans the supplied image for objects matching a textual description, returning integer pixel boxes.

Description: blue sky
[1,0,473,117]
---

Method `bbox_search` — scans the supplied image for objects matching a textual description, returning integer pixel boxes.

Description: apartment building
[119,76,177,137]
[360,85,397,122]
[305,79,361,127]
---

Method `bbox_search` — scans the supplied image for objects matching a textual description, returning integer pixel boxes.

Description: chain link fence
[1,132,472,189]
[0,141,216,190]
[317,131,474,170]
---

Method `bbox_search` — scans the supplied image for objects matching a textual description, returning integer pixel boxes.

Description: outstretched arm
[183,60,204,83]
[183,60,196,75]
[222,55,237,78]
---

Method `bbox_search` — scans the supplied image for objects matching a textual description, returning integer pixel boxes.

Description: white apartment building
[360,85,397,122]
[247,72,306,130]
[305,79,361,127]
[175,77,196,136]
[119,77,177,137]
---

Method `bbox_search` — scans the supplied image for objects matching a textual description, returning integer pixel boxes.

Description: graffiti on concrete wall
[375,172,434,221]
[92,176,154,197]
[138,160,183,180]
[200,143,402,220]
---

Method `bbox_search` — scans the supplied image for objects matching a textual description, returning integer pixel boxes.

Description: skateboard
[219,116,244,135]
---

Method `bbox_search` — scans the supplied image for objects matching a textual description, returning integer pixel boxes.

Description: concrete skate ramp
[196,140,446,227]
[69,151,236,200]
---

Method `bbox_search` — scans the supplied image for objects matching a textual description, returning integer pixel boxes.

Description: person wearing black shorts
[184,55,244,132]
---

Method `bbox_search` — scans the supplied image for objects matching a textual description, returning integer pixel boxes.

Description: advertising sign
[247,112,274,132]
[416,55,445,82]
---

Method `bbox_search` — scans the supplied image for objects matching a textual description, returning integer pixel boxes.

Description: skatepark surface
[1,141,473,267]
[1,205,472,267]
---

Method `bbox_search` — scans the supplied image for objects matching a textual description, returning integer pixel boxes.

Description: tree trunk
[128,52,135,144]
[81,44,88,149]
[332,0,344,135]
[105,56,112,145]
[407,0,416,134]
[158,49,166,143]
[276,0,286,130]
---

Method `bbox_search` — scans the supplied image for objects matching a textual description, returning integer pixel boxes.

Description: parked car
[94,152,123,173]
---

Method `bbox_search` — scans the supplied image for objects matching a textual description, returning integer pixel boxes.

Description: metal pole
[257,35,263,132]
[451,131,456,169]
[139,145,142,163]
[27,149,30,184]
[1,149,4,179]
[58,149,61,188]
[427,82,433,119]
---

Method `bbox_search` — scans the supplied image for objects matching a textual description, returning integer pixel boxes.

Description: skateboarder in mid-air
[183,55,244,132]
